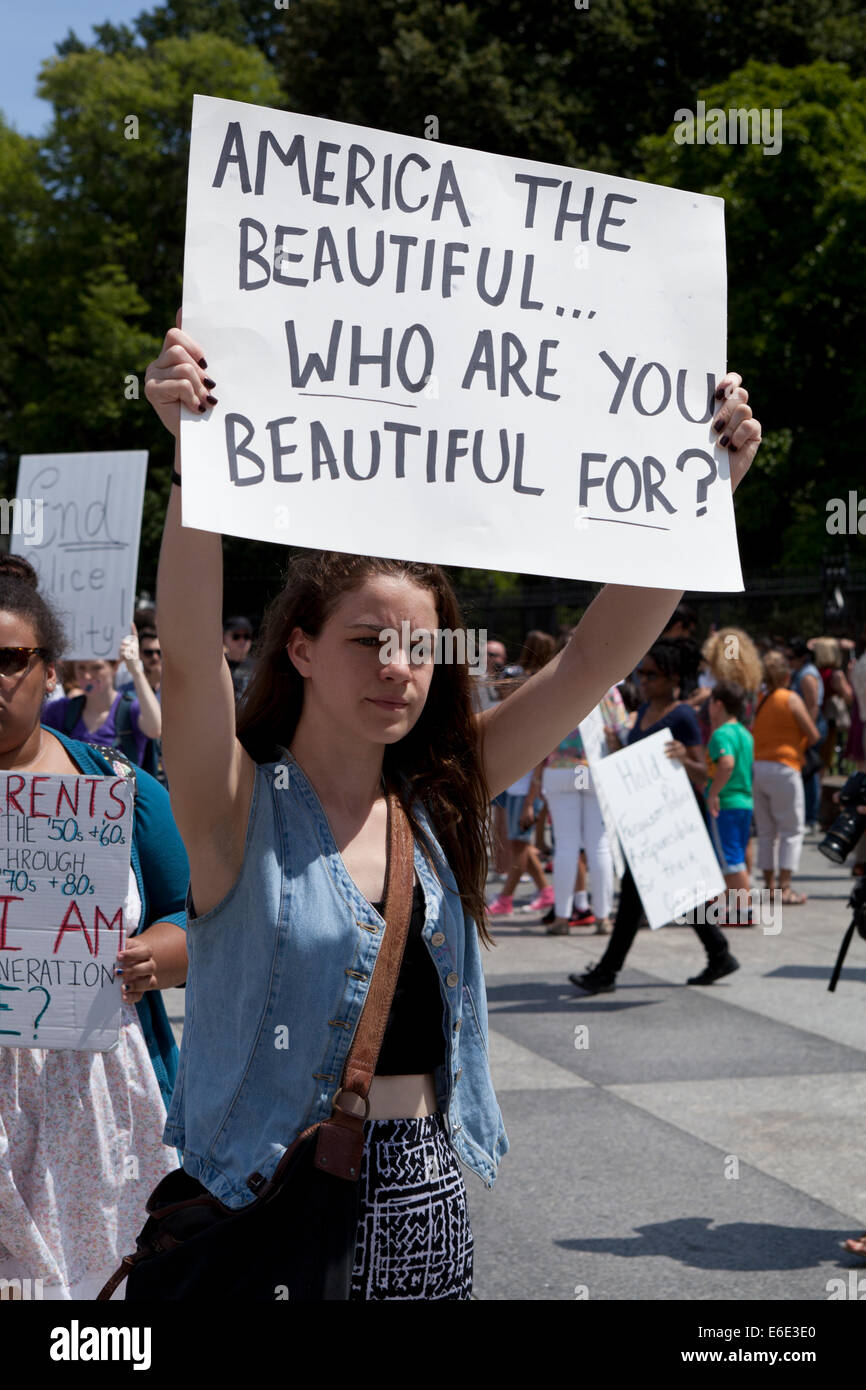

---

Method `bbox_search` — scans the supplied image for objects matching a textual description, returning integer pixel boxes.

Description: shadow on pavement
[556,1217,859,1271]
[763,965,866,983]
[486,981,668,1015]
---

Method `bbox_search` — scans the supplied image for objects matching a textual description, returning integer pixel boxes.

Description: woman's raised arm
[477,372,763,798]
[147,313,254,866]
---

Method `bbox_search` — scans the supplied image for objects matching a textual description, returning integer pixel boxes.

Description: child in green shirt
[706,682,755,921]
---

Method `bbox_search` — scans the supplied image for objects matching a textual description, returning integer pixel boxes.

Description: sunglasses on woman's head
[229,631,252,641]
[0,646,49,677]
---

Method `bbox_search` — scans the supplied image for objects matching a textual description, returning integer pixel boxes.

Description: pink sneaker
[486,894,514,915]
[529,886,555,911]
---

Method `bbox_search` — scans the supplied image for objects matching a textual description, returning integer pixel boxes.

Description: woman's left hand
[713,372,762,494]
[665,740,688,765]
[117,937,158,1004]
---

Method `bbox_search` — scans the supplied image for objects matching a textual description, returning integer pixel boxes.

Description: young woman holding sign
[146,311,760,1300]
[0,559,189,1299]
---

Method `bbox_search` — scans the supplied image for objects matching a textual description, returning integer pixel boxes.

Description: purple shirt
[41,693,148,766]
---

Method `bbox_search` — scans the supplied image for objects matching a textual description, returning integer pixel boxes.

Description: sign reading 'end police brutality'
[0,772,135,1051]
[12,451,148,660]
[181,95,739,591]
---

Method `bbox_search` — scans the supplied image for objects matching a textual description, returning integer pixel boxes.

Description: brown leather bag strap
[315,790,415,1180]
[343,791,414,1097]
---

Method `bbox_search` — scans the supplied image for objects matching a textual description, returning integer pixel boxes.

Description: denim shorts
[505,793,543,842]
[709,806,753,873]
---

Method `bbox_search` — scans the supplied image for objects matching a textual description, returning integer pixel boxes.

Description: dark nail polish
[729,444,738,453]
[719,434,730,448]
[714,385,725,400]
[206,394,218,405]
[203,377,216,389]
[712,416,724,431]
[198,357,208,369]
[198,402,207,412]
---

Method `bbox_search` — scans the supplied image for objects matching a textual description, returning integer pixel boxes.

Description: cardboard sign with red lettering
[0,772,135,1050]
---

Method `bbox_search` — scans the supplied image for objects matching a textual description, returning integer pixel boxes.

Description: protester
[512,632,558,862]
[812,636,854,775]
[539,685,628,935]
[471,636,506,715]
[662,602,698,642]
[695,626,763,731]
[223,615,256,697]
[751,650,820,903]
[486,662,553,916]
[119,626,162,697]
[117,627,167,785]
[703,682,755,924]
[787,637,824,830]
[144,316,759,1299]
[0,569,189,1299]
[40,630,162,776]
[570,639,740,994]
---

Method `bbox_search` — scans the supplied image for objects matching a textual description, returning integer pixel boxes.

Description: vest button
[455,1068,462,1081]
[454,1018,462,1031]
[431,931,445,947]
[446,971,459,988]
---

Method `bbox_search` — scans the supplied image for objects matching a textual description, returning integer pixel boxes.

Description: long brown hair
[236,551,495,945]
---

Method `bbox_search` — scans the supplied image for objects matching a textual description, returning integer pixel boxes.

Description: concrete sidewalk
[468,832,866,1299]
[160,833,866,1300]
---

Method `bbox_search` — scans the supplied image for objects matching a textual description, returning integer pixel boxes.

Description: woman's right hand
[144,308,217,439]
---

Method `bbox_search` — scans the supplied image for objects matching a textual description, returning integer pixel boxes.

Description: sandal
[780,889,807,905]
[545,921,571,936]
[842,1235,866,1260]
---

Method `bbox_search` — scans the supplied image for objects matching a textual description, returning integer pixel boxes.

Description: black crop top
[373,881,446,1075]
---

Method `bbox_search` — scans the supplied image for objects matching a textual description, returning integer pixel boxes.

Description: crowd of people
[477,607,866,994]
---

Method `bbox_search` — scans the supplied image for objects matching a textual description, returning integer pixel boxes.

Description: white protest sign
[180,95,739,591]
[0,772,135,1050]
[12,452,148,660]
[588,730,724,929]
[577,704,625,880]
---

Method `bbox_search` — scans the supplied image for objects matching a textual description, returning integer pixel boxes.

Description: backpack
[62,692,161,780]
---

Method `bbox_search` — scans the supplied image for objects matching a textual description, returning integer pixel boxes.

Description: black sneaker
[687,954,740,986]
[541,905,556,926]
[568,966,616,995]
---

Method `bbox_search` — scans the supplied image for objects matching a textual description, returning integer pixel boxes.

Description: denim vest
[164,748,508,1208]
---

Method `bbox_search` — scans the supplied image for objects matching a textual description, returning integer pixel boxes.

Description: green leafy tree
[639,60,866,570]
[1,34,284,580]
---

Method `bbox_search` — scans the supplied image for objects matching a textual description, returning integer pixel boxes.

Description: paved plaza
[162,833,866,1302]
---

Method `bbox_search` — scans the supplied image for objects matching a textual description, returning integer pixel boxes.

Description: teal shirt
[706,720,754,809]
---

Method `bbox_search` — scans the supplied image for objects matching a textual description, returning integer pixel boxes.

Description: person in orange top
[751,650,820,904]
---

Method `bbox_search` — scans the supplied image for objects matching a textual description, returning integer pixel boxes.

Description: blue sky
[2,1,153,136]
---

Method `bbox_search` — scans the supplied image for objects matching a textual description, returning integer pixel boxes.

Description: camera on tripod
[818,772,866,990]
[818,771,866,864]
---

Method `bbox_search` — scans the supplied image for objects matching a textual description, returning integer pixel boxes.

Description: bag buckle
[331,1087,370,1121]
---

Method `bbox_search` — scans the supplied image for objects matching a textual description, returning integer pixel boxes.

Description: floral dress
[0,866,179,1300]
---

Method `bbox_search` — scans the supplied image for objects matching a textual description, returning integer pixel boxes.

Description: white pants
[542,766,614,919]
[752,760,804,872]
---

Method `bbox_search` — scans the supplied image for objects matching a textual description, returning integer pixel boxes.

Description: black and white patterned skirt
[349,1112,474,1301]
